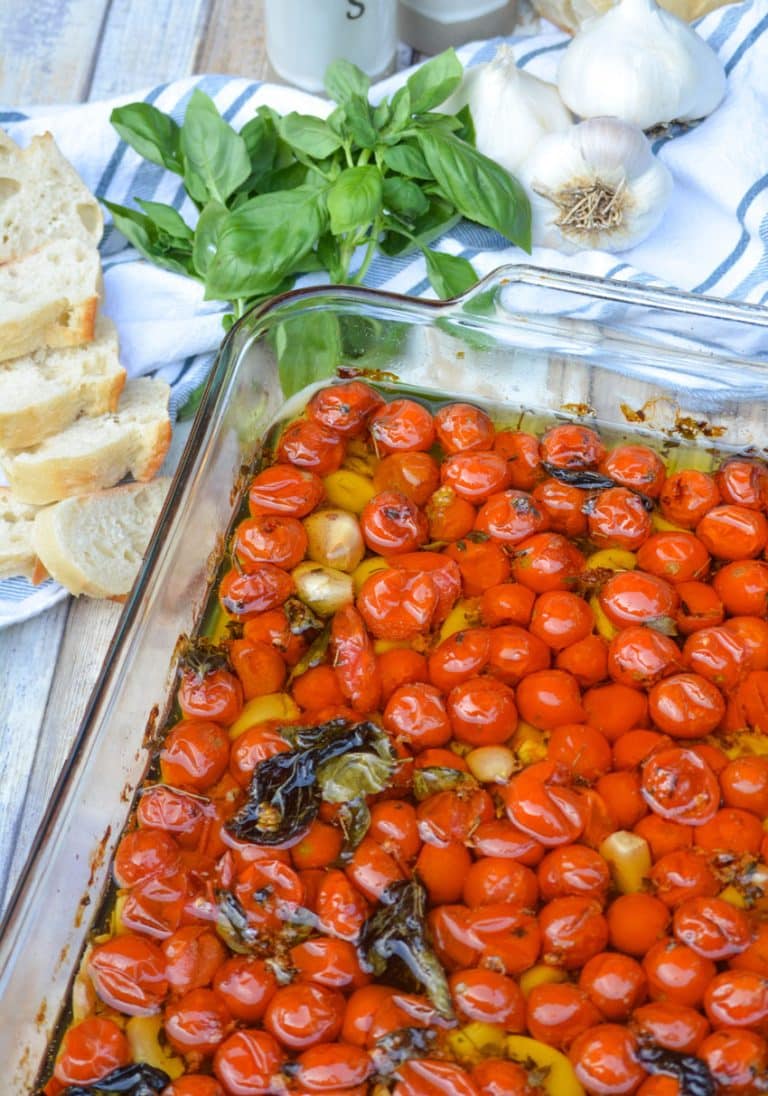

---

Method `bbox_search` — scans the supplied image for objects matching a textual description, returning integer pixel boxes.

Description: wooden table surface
[0,0,272,914]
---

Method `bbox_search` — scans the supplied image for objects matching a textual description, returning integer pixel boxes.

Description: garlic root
[519,117,672,253]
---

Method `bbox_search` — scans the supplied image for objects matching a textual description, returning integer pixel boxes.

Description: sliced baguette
[0,488,39,579]
[31,478,170,598]
[1,376,171,505]
[0,317,125,450]
[0,129,103,261]
[0,237,101,362]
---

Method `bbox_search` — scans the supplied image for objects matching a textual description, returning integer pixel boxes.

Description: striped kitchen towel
[2,0,768,626]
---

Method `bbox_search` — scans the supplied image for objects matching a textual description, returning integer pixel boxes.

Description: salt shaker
[265,0,398,93]
[398,0,518,52]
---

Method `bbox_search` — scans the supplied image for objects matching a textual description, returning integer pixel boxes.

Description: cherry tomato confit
[42,384,768,1096]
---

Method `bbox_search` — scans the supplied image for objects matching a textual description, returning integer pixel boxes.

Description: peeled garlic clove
[304,508,365,573]
[441,44,572,174]
[519,116,673,253]
[292,561,354,617]
[557,0,726,129]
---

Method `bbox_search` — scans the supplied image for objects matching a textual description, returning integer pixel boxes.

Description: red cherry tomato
[307,381,384,436]
[277,419,345,476]
[248,464,324,518]
[360,490,428,555]
[213,1030,285,1096]
[503,761,587,847]
[53,1018,131,1086]
[434,403,495,453]
[541,424,606,470]
[369,398,435,455]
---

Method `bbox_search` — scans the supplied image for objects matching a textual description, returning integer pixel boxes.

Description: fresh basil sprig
[107,51,531,401]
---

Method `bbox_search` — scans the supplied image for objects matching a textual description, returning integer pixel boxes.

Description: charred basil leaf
[336,795,372,861]
[288,623,331,683]
[636,1044,715,1096]
[358,878,454,1019]
[318,725,394,803]
[541,461,655,510]
[541,462,615,490]
[284,595,324,635]
[372,1026,438,1073]
[412,766,476,802]
[178,634,232,677]
[227,719,391,845]
[61,1063,170,1095]
[216,889,266,954]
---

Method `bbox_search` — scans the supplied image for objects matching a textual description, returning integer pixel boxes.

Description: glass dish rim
[4,258,768,964]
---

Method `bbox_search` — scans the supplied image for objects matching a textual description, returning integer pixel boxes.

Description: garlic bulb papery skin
[557,0,726,129]
[440,45,572,174]
[518,117,673,253]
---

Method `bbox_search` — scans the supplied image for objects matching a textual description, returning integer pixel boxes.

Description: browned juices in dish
[41,382,768,1096]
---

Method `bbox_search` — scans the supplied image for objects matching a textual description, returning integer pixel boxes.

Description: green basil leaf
[344,95,378,149]
[422,247,478,299]
[181,89,251,205]
[380,142,433,180]
[104,200,195,277]
[279,112,344,159]
[276,312,341,398]
[110,102,182,173]
[385,86,412,135]
[455,103,476,145]
[260,161,309,194]
[325,58,370,104]
[205,185,326,300]
[135,199,193,242]
[383,176,429,219]
[327,166,382,235]
[327,106,348,137]
[192,200,228,276]
[373,99,391,129]
[240,108,278,189]
[417,130,531,250]
[317,233,345,282]
[406,48,463,113]
[411,111,462,132]
[379,195,460,256]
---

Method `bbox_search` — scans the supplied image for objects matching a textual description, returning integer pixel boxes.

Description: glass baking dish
[3,264,768,1093]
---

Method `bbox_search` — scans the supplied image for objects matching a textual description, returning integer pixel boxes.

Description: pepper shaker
[265,0,398,93]
[398,0,518,52]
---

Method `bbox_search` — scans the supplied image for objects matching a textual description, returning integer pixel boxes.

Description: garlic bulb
[557,0,726,130]
[519,117,672,253]
[441,45,572,174]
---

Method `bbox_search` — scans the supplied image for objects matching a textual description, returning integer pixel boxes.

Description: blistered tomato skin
[52,390,768,1094]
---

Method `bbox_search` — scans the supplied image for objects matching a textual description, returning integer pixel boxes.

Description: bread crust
[0,319,126,449]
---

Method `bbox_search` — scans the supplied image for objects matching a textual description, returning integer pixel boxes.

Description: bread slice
[0,129,103,261]
[31,478,170,598]
[0,488,39,579]
[0,317,125,450]
[0,237,101,362]
[1,377,171,505]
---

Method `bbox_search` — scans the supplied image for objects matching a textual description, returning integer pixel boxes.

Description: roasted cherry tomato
[541,424,606,470]
[368,398,435,455]
[600,444,666,498]
[277,419,346,475]
[435,403,495,454]
[306,380,384,436]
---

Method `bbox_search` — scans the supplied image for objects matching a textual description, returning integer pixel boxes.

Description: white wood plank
[87,0,212,99]
[0,601,69,913]
[5,599,123,908]
[0,0,109,107]
[195,0,269,77]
